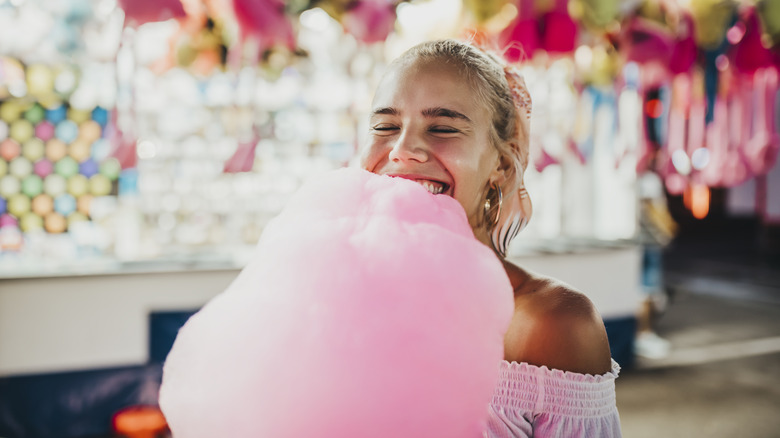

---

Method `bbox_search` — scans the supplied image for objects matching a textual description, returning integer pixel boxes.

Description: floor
[616,231,780,438]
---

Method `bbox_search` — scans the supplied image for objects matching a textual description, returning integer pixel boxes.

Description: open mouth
[387,174,451,195]
[416,179,449,195]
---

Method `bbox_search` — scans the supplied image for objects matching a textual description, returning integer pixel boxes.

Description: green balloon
[21,174,43,197]
[99,158,121,181]
[54,156,79,178]
[24,104,45,125]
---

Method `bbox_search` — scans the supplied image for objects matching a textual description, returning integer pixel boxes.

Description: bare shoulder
[502,260,613,375]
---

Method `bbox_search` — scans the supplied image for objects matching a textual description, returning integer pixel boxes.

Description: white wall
[0,245,643,377]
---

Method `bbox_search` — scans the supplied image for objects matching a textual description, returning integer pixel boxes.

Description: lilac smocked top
[484,359,622,438]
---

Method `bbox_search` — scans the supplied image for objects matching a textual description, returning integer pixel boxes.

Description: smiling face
[361,59,503,243]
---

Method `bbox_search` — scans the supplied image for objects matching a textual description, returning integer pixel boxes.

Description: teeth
[419,180,444,195]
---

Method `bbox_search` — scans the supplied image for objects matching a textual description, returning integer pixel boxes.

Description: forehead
[372,59,486,119]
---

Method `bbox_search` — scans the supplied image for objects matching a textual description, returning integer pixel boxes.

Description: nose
[388,130,428,163]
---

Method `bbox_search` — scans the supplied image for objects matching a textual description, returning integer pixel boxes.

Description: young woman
[361,39,622,437]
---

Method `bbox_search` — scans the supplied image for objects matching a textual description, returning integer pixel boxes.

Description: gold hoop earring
[483,184,502,227]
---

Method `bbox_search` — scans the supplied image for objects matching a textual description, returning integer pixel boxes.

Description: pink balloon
[159,168,513,438]
[117,0,186,27]
[342,0,397,44]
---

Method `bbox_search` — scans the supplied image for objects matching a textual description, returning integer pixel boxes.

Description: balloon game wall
[0,0,778,271]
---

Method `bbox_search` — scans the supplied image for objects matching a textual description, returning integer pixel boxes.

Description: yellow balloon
[8,193,31,216]
[89,174,112,196]
[67,108,91,125]
[9,119,33,143]
[67,212,88,228]
[67,174,89,197]
[22,138,45,161]
[26,64,55,98]
[0,101,22,122]
[20,212,44,232]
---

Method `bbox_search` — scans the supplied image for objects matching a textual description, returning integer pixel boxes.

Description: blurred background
[0,0,778,437]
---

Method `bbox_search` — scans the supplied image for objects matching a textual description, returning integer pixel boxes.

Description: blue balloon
[46,105,67,124]
[54,193,76,216]
[91,107,109,127]
[55,120,79,144]
[91,138,111,162]
[0,197,6,215]
[79,158,99,178]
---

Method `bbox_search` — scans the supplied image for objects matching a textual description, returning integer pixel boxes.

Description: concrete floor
[616,290,780,438]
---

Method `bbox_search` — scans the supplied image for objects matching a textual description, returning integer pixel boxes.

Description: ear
[488,146,516,187]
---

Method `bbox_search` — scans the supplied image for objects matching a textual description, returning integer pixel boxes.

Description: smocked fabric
[484,359,622,438]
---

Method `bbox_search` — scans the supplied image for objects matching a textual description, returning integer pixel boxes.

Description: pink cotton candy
[159,168,514,438]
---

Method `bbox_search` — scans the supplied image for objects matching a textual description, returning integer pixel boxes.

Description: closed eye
[429,126,460,134]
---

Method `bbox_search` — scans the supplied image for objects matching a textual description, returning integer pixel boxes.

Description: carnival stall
[0,0,778,436]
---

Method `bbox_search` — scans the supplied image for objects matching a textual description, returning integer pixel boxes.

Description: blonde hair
[391,39,531,200]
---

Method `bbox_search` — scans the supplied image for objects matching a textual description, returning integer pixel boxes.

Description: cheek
[359,140,387,172]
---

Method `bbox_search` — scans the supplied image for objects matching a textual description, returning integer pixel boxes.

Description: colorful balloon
[31,194,54,216]
[9,157,33,178]
[55,120,79,144]
[20,212,44,232]
[21,174,43,197]
[89,174,112,196]
[24,104,46,125]
[0,175,20,197]
[7,193,31,217]
[34,159,54,178]
[54,193,77,216]
[44,174,67,197]
[79,158,99,178]
[44,212,67,233]
[35,121,55,141]
[22,138,45,162]
[67,174,89,197]
[0,139,21,161]
[45,139,68,161]
[45,105,67,124]
[9,119,34,143]
[55,156,79,178]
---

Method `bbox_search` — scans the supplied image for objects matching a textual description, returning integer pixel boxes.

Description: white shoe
[635,331,671,360]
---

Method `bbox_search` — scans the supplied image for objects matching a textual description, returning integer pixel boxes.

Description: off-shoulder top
[484,359,622,438]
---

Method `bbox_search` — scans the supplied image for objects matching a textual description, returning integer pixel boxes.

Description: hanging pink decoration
[498,0,539,62]
[342,0,397,44]
[620,17,676,66]
[223,135,259,173]
[541,0,577,54]
[730,8,774,74]
[159,168,513,438]
[232,0,295,52]
[669,14,698,75]
[117,0,186,27]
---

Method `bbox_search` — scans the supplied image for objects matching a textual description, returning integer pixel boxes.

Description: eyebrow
[371,106,472,123]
